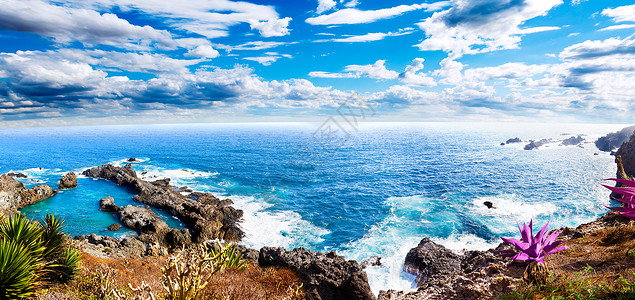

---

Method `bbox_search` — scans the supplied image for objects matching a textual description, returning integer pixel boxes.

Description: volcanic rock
[117,205,168,234]
[595,125,635,152]
[561,135,585,146]
[361,256,382,268]
[7,172,27,178]
[259,247,376,300]
[99,196,120,212]
[82,164,243,243]
[404,237,462,286]
[107,224,122,231]
[616,133,635,178]
[523,139,551,150]
[0,174,56,212]
[58,172,78,189]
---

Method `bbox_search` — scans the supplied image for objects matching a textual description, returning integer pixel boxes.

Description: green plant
[0,213,80,299]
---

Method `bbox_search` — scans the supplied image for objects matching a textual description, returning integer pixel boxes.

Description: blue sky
[0,0,633,127]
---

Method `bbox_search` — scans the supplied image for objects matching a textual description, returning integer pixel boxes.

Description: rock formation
[7,172,27,178]
[58,172,78,189]
[501,137,522,145]
[0,174,56,212]
[379,239,521,299]
[561,135,585,146]
[99,196,120,212]
[615,133,635,178]
[82,164,243,243]
[259,247,376,300]
[523,139,551,150]
[107,224,121,231]
[595,125,635,152]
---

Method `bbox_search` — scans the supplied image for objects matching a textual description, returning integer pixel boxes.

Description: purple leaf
[500,219,566,264]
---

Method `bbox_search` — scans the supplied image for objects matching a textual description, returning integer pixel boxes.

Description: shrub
[500,219,567,265]
[0,213,80,299]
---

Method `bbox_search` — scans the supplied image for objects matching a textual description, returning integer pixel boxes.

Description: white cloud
[306,3,446,25]
[331,28,414,42]
[559,35,635,60]
[516,26,561,34]
[601,4,635,23]
[416,0,563,55]
[0,0,175,49]
[317,0,337,14]
[55,0,292,38]
[398,58,436,86]
[184,45,220,59]
[244,56,280,66]
[345,60,399,79]
[464,63,549,81]
[599,24,635,31]
[308,71,357,78]
[248,17,292,37]
[228,41,291,51]
[434,54,464,85]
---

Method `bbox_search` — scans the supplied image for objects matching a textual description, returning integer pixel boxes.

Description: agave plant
[500,219,566,265]
[602,178,635,219]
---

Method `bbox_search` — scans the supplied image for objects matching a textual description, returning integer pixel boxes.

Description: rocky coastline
[3,130,635,299]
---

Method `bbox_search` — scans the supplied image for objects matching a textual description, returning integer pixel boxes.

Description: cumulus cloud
[464,63,549,80]
[0,0,175,49]
[601,4,635,23]
[306,3,448,25]
[398,58,436,87]
[248,17,292,37]
[416,0,563,55]
[317,0,337,14]
[345,60,399,79]
[184,45,220,59]
[243,53,292,66]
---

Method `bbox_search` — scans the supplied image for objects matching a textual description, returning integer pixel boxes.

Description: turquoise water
[0,122,626,293]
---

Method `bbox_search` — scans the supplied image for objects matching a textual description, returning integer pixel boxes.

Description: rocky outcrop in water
[404,238,462,286]
[7,172,27,178]
[259,247,376,300]
[58,172,77,189]
[82,164,243,243]
[523,139,551,150]
[500,137,522,145]
[561,135,585,146]
[99,196,120,212]
[595,125,635,152]
[0,174,56,212]
[117,205,168,233]
[379,239,521,300]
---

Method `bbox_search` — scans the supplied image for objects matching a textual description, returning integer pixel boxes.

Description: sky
[0,0,634,127]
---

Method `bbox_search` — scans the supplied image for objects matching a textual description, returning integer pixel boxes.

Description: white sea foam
[434,233,499,252]
[228,195,330,250]
[340,195,436,295]
[471,194,557,219]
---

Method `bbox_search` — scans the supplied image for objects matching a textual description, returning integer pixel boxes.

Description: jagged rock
[361,256,382,268]
[524,139,551,150]
[259,247,376,300]
[146,242,168,256]
[75,233,120,248]
[504,137,522,144]
[164,228,192,248]
[119,237,147,258]
[0,174,56,212]
[82,164,243,243]
[117,205,168,234]
[99,196,120,212]
[107,224,122,231]
[128,158,140,162]
[7,172,27,178]
[233,244,260,262]
[561,135,585,146]
[596,125,635,152]
[404,238,462,286]
[616,133,635,178]
[58,172,77,189]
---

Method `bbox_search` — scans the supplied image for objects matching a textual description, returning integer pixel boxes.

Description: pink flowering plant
[602,178,635,219]
[500,219,566,265]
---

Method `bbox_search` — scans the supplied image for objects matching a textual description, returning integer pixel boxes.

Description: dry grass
[35,251,305,300]
[502,219,635,299]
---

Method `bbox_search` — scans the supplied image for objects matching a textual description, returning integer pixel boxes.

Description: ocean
[0,122,625,294]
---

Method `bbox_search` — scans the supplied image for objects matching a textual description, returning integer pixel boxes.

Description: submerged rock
[259,247,376,300]
[58,172,78,189]
[0,174,56,212]
[107,224,122,231]
[361,256,382,268]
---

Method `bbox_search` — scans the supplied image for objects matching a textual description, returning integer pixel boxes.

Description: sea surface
[0,122,626,293]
